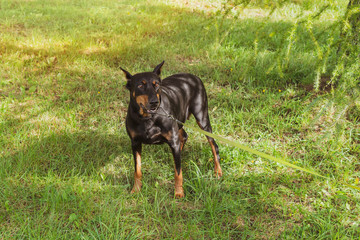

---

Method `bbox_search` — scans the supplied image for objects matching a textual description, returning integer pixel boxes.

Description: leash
[152,107,360,192]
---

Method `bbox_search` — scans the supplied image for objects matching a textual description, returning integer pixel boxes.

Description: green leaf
[69,213,77,223]
[29,86,37,93]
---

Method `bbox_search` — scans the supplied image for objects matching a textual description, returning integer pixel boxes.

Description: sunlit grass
[0,0,359,238]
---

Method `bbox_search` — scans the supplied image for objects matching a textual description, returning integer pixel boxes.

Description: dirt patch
[301,76,334,93]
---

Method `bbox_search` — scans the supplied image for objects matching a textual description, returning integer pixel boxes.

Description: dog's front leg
[131,141,142,193]
[168,137,184,198]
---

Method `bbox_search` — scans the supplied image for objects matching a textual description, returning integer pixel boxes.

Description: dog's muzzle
[140,102,160,114]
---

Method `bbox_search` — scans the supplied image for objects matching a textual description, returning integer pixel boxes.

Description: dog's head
[121,61,164,117]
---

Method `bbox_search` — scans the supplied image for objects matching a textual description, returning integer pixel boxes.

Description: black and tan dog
[121,61,222,198]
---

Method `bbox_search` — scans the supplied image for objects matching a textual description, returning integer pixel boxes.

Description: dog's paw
[174,187,185,198]
[215,167,223,178]
[131,180,142,193]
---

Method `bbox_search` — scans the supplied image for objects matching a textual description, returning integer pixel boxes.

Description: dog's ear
[153,61,165,76]
[120,67,132,80]
[120,67,132,90]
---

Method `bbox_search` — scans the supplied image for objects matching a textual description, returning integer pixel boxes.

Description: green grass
[1,0,359,238]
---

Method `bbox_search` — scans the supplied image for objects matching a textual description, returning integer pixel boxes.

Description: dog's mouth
[140,103,159,114]
[148,106,158,113]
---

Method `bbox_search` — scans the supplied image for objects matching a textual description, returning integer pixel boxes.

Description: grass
[0,0,359,238]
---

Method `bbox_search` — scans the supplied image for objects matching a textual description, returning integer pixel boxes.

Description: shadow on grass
[2,131,130,178]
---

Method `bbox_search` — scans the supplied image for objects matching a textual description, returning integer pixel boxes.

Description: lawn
[0,0,359,238]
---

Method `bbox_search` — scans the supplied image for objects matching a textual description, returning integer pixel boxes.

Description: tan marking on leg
[208,140,223,178]
[131,152,142,193]
[197,120,223,177]
[179,128,185,151]
[174,169,184,198]
[128,129,136,139]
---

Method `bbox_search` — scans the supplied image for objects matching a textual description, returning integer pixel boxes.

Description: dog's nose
[149,98,159,105]
[150,100,159,106]
[149,99,159,110]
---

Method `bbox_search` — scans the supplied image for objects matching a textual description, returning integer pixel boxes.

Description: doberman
[121,61,222,198]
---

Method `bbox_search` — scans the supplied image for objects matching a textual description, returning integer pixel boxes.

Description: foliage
[214,0,359,144]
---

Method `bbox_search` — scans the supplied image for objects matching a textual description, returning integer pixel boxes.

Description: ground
[0,0,359,238]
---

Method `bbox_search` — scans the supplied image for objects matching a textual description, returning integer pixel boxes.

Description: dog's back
[160,73,209,123]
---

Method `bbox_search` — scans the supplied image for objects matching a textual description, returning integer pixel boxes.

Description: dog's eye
[154,82,159,88]
[137,85,143,89]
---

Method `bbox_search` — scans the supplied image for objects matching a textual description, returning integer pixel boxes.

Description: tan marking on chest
[162,130,172,141]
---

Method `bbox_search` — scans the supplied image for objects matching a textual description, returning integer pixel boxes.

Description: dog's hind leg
[179,128,188,151]
[193,109,223,178]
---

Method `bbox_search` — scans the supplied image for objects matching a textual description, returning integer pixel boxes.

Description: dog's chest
[144,123,162,141]
[131,120,164,144]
